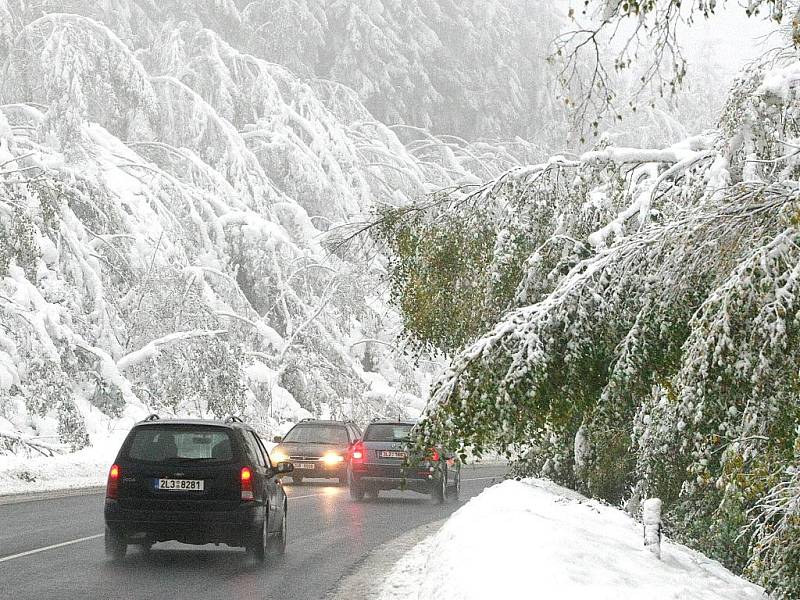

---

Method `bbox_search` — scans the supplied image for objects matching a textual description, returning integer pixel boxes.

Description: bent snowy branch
[117,330,229,372]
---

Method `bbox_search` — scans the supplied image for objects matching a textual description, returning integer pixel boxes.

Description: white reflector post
[643,497,663,559]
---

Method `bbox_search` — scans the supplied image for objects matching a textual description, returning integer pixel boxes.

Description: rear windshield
[364,424,413,442]
[125,427,235,463]
[283,425,348,445]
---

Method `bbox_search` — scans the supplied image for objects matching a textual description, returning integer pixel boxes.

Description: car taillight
[106,464,120,499]
[428,449,440,462]
[351,442,364,463]
[241,466,254,501]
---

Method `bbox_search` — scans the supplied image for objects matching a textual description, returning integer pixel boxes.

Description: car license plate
[156,478,204,491]
[295,462,315,470]
[379,451,407,459]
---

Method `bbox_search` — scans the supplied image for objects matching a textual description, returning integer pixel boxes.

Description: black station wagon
[103,415,293,563]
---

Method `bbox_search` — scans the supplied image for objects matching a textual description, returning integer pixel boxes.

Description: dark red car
[347,420,460,503]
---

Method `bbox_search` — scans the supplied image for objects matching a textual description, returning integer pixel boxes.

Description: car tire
[139,540,153,554]
[268,503,287,558]
[365,488,379,501]
[290,475,303,485]
[432,469,446,504]
[349,470,365,501]
[104,526,127,561]
[248,511,268,564]
[449,470,461,500]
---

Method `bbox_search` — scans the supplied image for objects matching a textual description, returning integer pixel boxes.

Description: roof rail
[143,414,160,422]
[224,416,245,424]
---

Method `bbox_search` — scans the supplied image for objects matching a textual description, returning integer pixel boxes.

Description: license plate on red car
[379,450,407,459]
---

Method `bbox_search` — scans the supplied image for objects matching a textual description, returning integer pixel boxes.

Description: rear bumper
[290,463,346,479]
[356,476,435,494]
[351,464,438,494]
[104,499,260,546]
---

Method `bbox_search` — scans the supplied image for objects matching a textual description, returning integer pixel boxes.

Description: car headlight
[271,449,289,463]
[322,452,344,465]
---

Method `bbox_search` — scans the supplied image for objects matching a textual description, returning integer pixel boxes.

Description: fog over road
[0,465,506,600]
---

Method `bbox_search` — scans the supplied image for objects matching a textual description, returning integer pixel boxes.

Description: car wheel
[365,488,379,501]
[140,540,153,554]
[432,469,446,504]
[248,510,268,564]
[268,503,287,557]
[449,470,461,500]
[104,526,127,561]
[349,470,365,501]
[290,475,303,485]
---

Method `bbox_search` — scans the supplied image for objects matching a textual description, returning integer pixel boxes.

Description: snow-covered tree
[553,0,793,134]
[1,14,159,147]
[240,0,567,141]
[375,53,800,597]
[0,1,485,465]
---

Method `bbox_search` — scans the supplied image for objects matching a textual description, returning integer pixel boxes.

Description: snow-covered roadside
[378,479,767,600]
[0,433,125,495]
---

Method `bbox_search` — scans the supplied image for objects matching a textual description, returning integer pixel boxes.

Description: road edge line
[326,518,445,600]
[0,486,106,506]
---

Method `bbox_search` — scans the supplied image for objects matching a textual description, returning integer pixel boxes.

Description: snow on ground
[0,432,126,495]
[378,479,767,600]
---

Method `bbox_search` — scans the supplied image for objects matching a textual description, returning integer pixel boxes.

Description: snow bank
[379,479,766,600]
[0,431,128,495]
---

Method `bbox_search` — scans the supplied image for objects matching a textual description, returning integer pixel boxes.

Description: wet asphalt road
[0,464,506,600]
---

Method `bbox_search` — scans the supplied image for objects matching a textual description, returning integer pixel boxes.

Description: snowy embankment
[378,479,767,600]
[0,441,114,496]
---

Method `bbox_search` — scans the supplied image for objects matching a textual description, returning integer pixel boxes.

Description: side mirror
[273,435,283,443]
[275,461,294,475]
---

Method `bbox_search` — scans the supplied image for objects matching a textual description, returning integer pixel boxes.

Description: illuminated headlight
[322,453,344,465]
[271,449,289,463]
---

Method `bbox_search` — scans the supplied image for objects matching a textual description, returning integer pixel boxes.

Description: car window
[245,431,266,467]
[253,432,272,468]
[283,424,349,444]
[363,424,413,442]
[126,427,235,463]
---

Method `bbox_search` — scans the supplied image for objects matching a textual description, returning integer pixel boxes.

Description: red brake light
[106,464,120,499]
[241,466,254,501]
[351,442,364,463]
